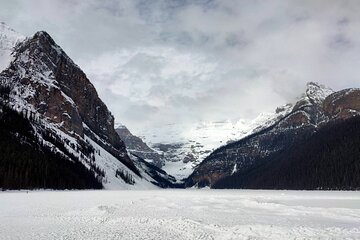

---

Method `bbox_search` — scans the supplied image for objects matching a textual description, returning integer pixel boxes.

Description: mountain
[3,23,358,191]
[0,24,173,190]
[0,22,24,71]
[114,125,180,186]
[115,125,165,168]
[134,117,275,180]
[186,82,360,189]
[134,92,313,181]
[213,116,360,190]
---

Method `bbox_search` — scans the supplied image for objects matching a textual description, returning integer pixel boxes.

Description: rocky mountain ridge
[115,125,165,168]
[186,82,360,188]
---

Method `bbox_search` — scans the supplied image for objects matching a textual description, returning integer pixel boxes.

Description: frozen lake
[1,190,360,239]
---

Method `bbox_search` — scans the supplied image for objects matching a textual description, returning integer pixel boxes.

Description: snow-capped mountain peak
[0,22,24,47]
[304,82,334,104]
[0,22,25,71]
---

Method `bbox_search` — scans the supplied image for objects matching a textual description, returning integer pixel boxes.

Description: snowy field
[1,190,360,240]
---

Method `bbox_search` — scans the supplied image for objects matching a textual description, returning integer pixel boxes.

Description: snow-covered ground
[1,190,360,239]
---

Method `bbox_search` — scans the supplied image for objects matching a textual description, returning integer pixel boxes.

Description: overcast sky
[1,0,360,134]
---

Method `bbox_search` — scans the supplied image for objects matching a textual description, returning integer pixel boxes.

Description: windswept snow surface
[1,190,360,240]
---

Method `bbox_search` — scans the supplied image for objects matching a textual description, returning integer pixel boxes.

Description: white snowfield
[1,190,360,240]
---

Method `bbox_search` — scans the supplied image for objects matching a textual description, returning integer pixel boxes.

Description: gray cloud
[1,0,360,133]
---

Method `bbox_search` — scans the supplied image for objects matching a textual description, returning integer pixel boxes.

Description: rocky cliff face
[116,125,165,167]
[6,31,124,149]
[186,82,360,188]
[323,88,360,120]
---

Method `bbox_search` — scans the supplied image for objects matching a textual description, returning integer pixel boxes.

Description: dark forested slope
[213,117,360,190]
[0,104,103,190]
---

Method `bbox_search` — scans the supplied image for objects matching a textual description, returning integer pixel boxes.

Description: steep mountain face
[213,116,360,190]
[186,83,360,188]
[323,88,360,120]
[0,25,172,190]
[115,125,165,168]
[10,31,123,148]
[1,30,136,171]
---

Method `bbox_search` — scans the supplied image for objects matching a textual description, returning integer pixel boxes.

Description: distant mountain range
[126,112,290,180]
[1,23,360,190]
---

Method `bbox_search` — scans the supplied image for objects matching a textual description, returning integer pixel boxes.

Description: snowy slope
[84,134,157,190]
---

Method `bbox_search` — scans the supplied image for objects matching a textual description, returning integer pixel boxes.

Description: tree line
[0,99,103,190]
[214,116,360,190]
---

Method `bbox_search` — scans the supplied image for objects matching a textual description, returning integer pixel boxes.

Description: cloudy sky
[1,0,360,135]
